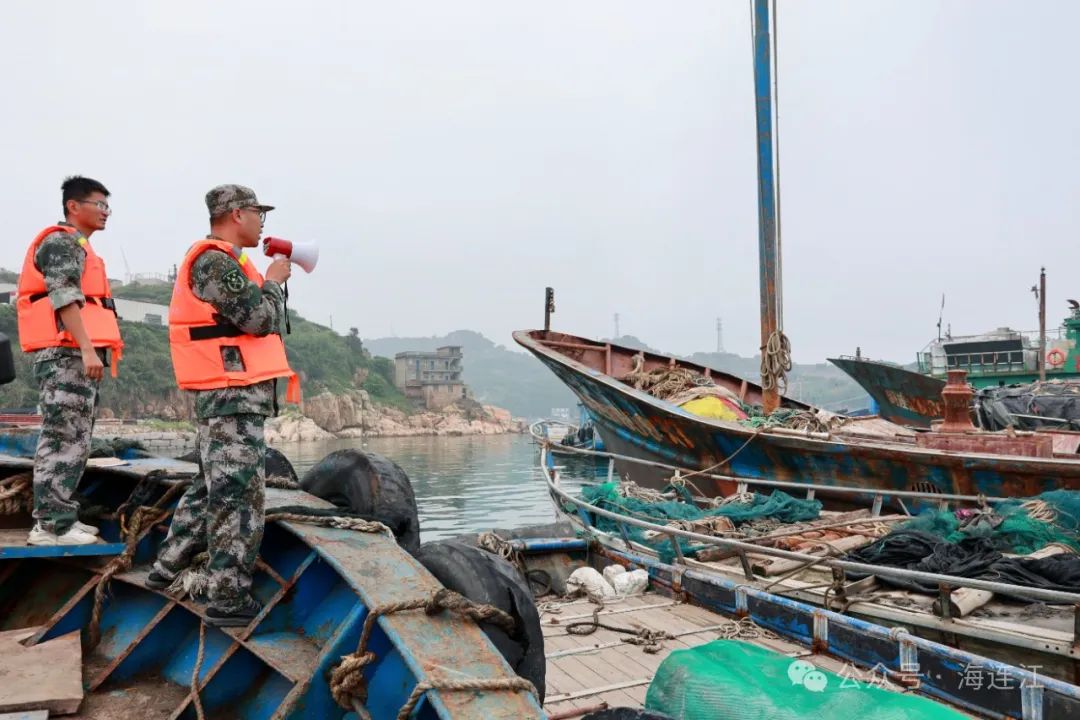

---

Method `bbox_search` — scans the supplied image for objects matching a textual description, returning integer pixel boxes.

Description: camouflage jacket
[189,241,286,419]
[31,222,97,365]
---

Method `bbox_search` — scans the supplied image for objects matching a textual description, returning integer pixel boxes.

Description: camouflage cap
[205,184,275,217]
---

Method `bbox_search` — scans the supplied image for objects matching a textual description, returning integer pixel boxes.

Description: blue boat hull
[0,449,544,720]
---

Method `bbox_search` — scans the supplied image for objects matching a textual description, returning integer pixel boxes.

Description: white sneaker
[27,524,100,546]
[72,521,100,536]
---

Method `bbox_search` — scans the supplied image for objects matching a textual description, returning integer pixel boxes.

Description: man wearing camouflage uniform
[147,184,294,626]
[18,176,122,546]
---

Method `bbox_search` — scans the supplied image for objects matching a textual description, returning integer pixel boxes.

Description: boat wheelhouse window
[944,338,1023,370]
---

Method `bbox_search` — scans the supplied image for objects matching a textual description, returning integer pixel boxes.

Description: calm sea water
[276,434,602,542]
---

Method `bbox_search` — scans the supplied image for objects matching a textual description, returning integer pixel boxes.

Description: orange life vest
[169,238,300,402]
[16,225,124,375]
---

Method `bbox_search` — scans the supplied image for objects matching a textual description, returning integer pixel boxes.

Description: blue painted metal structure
[514,330,1080,501]
[0,449,544,719]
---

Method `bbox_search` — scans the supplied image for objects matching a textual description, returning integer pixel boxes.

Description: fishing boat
[0,425,546,719]
[534,406,606,456]
[514,328,1080,500]
[499,511,1080,718]
[530,433,1080,697]
[830,279,1080,429]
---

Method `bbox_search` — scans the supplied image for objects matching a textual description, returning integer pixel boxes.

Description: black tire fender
[416,540,546,702]
[300,449,421,556]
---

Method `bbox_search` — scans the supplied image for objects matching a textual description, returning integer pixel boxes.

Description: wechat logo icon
[787,659,828,693]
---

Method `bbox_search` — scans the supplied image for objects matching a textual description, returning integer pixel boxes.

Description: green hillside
[0,304,411,415]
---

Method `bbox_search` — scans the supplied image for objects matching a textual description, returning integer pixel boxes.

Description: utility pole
[716,317,724,353]
[1036,268,1047,381]
[613,313,620,338]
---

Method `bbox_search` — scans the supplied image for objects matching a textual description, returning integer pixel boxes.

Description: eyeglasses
[78,200,111,213]
[242,208,266,222]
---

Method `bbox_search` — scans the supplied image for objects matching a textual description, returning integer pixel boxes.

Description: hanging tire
[417,540,546,702]
[265,446,299,486]
[300,449,421,556]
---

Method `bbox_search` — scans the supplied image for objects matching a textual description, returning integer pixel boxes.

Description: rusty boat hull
[829,356,946,428]
[514,330,1080,500]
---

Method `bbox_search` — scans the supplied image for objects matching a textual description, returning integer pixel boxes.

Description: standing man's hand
[57,303,104,380]
[265,258,292,285]
[81,347,104,380]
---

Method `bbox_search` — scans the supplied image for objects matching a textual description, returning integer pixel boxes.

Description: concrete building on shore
[394,346,470,410]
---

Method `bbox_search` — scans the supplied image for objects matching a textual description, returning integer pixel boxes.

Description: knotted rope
[760,329,792,393]
[564,606,675,654]
[265,474,301,490]
[396,677,537,720]
[477,531,524,568]
[191,620,207,720]
[665,516,736,536]
[0,472,32,515]
[264,511,395,539]
[329,588,527,716]
[1021,499,1057,524]
[86,476,192,648]
[87,503,174,648]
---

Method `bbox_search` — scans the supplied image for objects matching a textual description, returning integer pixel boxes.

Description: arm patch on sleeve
[222,268,248,294]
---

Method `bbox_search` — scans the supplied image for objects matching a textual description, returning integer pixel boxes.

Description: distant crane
[613,313,620,338]
[716,317,724,353]
[119,246,133,285]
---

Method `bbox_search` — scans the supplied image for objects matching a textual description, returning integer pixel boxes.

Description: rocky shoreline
[93,388,525,450]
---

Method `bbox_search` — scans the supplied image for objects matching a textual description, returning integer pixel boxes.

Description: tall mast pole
[753,0,783,413]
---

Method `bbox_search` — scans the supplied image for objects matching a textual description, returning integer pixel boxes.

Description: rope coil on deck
[564,605,676,654]
[0,472,32,515]
[330,588,534,717]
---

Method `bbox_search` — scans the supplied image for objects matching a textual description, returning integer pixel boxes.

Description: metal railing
[529,421,1014,507]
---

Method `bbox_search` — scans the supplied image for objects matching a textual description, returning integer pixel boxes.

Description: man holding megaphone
[148,184,301,626]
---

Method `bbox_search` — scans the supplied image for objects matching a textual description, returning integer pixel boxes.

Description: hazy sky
[3,1,1078,364]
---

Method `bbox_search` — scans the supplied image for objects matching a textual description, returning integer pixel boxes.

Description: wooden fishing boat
[499,527,1080,719]
[514,329,1080,501]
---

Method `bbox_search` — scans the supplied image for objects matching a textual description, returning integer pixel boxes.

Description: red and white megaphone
[262,237,319,273]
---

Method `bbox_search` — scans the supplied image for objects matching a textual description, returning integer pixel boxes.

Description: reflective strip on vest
[16,225,124,376]
[169,239,300,402]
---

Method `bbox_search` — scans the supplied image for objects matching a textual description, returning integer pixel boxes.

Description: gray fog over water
[277,435,599,541]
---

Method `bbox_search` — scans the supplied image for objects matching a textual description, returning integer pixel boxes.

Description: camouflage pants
[153,414,266,613]
[32,356,99,534]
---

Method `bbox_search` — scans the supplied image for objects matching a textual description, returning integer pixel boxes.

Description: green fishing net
[898,490,1080,554]
[645,640,968,720]
[570,481,821,562]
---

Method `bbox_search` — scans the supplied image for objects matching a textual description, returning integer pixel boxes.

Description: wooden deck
[540,592,964,717]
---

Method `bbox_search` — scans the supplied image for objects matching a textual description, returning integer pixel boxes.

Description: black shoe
[145,570,171,591]
[206,598,262,627]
